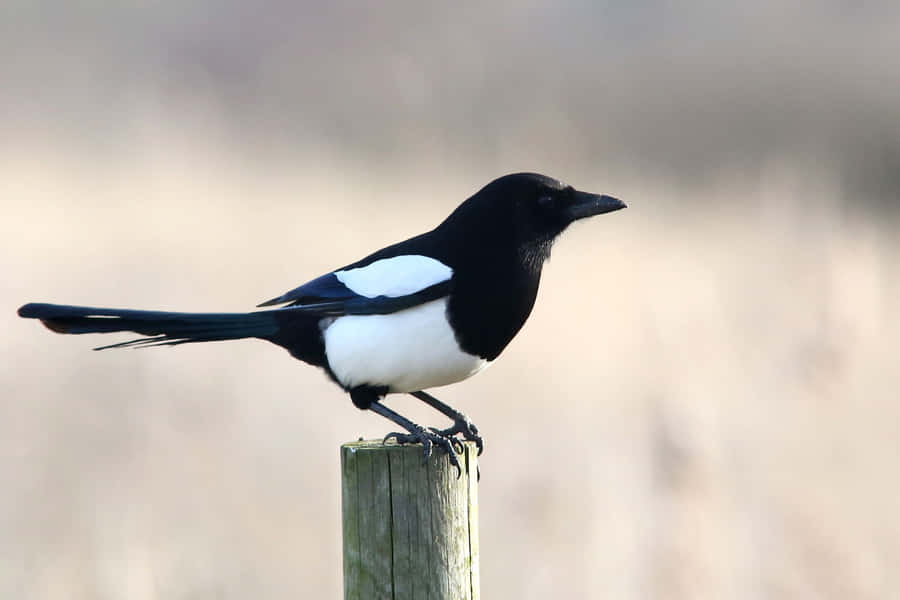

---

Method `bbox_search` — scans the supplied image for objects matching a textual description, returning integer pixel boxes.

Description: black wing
[258,271,451,317]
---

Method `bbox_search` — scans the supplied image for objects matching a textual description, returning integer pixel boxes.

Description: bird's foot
[383,426,463,478]
[430,416,483,456]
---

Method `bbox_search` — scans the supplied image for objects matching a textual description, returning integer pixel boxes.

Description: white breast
[323,298,489,393]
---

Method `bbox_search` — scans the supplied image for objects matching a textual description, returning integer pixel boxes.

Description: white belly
[323,298,489,393]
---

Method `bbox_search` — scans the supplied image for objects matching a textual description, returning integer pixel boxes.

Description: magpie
[18,173,625,474]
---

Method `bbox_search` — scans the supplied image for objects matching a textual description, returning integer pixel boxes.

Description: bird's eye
[537,195,554,208]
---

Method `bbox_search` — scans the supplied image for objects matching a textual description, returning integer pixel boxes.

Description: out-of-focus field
[2,134,898,599]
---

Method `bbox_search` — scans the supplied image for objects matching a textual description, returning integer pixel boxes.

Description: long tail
[17,302,281,350]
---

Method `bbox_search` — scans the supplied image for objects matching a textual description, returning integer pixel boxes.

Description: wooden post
[341,439,480,600]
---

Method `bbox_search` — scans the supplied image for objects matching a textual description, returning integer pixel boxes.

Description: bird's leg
[368,400,462,478]
[410,390,484,455]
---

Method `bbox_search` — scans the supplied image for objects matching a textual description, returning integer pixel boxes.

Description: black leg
[368,400,462,478]
[409,390,484,455]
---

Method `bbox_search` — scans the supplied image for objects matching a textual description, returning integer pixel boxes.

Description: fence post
[341,439,480,600]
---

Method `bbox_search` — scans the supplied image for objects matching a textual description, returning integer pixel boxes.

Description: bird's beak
[567,190,627,221]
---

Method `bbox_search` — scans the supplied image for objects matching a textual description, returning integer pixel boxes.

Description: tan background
[3,2,900,598]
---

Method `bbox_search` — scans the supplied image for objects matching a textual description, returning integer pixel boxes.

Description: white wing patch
[324,298,489,393]
[335,255,452,298]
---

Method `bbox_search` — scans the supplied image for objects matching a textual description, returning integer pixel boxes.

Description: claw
[384,427,462,478]
[431,418,484,456]
[430,427,464,454]
[382,430,403,446]
[384,431,434,461]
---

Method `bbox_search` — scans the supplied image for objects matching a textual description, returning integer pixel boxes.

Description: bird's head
[443,173,626,262]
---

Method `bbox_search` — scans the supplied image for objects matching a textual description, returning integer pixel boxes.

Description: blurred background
[3,1,899,598]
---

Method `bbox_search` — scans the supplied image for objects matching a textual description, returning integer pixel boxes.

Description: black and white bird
[18,173,625,473]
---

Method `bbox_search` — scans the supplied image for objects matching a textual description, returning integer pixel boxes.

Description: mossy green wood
[341,440,480,600]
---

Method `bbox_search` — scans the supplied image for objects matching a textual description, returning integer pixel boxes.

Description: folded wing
[257,255,454,316]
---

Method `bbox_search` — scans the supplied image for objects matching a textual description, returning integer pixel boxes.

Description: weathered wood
[341,439,480,600]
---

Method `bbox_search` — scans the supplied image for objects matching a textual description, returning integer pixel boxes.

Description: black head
[432,173,625,360]
[441,172,626,259]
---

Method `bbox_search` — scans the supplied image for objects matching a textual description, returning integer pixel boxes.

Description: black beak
[567,190,627,221]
